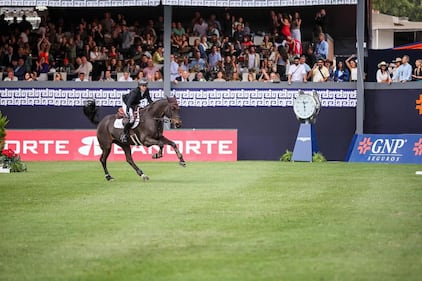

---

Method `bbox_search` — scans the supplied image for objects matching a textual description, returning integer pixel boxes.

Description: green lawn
[1,161,421,281]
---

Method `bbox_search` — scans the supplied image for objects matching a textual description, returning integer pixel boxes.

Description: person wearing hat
[389,57,402,82]
[376,61,391,84]
[120,79,153,143]
[392,55,412,83]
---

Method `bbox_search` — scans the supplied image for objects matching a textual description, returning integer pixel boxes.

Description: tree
[372,0,422,21]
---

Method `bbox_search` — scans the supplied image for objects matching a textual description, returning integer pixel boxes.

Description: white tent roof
[3,0,357,7]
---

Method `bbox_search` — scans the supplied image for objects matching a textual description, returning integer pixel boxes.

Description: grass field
[0,161,421,281]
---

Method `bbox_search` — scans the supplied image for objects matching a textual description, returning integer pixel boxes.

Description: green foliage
[280,149,293,162]
[0,111,9,151]
[312,152,327,162]
[0,161,421,281]
[372,0,422,21]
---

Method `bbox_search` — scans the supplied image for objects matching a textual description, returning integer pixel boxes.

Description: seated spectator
[101,70,115,82]
[23,71,34,81]
[213,71,226,81]
[260,35,273,58]
[376,61,391,84]
[189,51,207,72]
[193,71,207,82]
[392,55,412,83]
[412,59,422,82]
[14,57,26,80]
[247,70,258,82]
[345,54,358,82]
[3,69,18,81]
[312,58,329,82]
[75,72,89,81]
[36,57,49,78]
[269,72,281,83]
[174,69,190,83]
[54,72,64,81]
[143,59,161,80]
[245,46,260,73]
[154,71,163,81]
[74,56,93,76]
[288,56,307,84]
[118,71,133,82]
[152,45,164,64]
[333,61,350,82]
[314,33,329,60]
[134,71,145,81]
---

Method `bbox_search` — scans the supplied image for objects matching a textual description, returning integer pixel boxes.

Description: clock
[293,90,321,122]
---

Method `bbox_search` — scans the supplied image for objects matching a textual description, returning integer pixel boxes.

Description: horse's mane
[145,97,179,112]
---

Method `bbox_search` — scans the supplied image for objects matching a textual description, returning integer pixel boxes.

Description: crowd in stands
[1,8,421,83]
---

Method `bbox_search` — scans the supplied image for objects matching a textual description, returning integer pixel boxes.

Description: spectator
[392,55,412,83]
[118,71,133,82]
[288,56,307,84]
[213,71,226,81]
[198,35,209,60]
[74,56,93,76]
[75,72,89,81]
[299,55,312,81]
[154,71,163,81]
[333,61,350,82]
[324,59,334,81]
[134,71,145,82]
[143,58,161,79]
[260,35,273,58]
[247,70,258,82]
[345,54,358,82]
[222,11,233,38]
[314,8,327,40]
[101,70,115,82]
[193,18,208,38]
[208,45,222,70]
[170,54,180,82]
[152,45,164,64]
[193,71,207,82]
[3,69,18,81]
[54,72,64,81]
[312,58,329,82]
[14,57,26,80]
[23,72,34,81]
[412,59,422,82]
[275,45,289,81]
[389,57,401,82]
[315,33,329,60]
[174,70,190,83]
[291,11,302,43]
[172,22,186,36]
[189,51,207,72]
[222,55,238,81]
[376,61,391,84]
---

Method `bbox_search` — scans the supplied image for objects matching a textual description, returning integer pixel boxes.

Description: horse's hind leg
[100,146,114,181]
[122,145,149,181]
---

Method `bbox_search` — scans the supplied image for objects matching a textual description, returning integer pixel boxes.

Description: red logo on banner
[5,130,237,161]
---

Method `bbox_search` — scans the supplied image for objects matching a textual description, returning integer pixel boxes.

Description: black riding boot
[120,122,132,143]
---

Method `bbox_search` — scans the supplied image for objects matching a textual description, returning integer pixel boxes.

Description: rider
[120,78,153,143]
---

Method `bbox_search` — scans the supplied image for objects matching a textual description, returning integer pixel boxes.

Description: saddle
[114,106,141,129]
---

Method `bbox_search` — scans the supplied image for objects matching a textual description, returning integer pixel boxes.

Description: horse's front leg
[158,136,186,167]
[152,145,164,159]
[121,145,149,181]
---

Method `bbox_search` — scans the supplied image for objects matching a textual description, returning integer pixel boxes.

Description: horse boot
[120,121,132,143]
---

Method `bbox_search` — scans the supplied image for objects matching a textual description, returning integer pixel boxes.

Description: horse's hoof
[141,174,150,181]
[105,175,114,181]
[179,161,186,167]
[152,153,161,159]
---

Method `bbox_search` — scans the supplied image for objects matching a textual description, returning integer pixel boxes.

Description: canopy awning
[4,0,357,7]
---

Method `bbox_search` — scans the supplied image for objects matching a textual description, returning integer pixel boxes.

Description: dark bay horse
[83,97,186,181]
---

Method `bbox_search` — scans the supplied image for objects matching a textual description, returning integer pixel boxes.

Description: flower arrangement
[0,111,27,173]
[1,148,27,172]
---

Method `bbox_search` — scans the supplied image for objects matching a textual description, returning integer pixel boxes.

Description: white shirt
[288,63,306,82]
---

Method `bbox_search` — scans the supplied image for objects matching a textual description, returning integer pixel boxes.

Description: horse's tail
[83,99,100,125]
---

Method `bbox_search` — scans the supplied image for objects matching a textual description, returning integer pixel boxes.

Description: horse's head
[164,96,182,128]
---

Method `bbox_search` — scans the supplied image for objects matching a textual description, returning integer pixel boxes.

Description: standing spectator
[193,18,208,38]
[314,8,327,40]
[299,55,312,81]
[198,36,209,60]
[376,61,391,84]
[315,33,329,60]
[291,12,302,43]
[74,56,93,76]
[275,45,289,81]
[245,46,260,72]
[412,59,422,82]
[221,11,234,38]
[392,55,412,83]
[389,57,401,82]
[324,59,334,81]
[170,54,180,82]
[345,54,358,82]
[143,59,161,79]
[312,58,329,82]
[288,56,307,84]
[333,61,350,82]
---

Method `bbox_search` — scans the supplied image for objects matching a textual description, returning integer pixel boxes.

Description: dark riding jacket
[123,87,153,111]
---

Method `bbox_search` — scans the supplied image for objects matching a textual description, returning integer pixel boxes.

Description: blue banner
[346,134,422,164]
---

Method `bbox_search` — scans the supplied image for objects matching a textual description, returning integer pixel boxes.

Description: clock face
[293,94,317,120]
